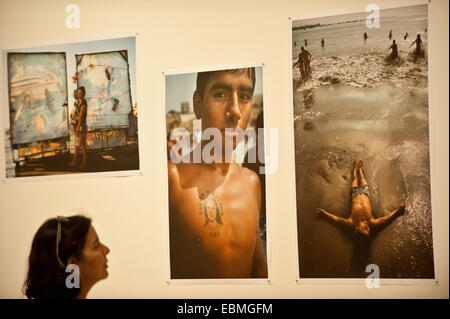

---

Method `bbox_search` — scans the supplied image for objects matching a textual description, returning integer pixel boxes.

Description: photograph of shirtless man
[166,67,268,279]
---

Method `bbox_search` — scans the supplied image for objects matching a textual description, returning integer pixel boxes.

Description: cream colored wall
[0,0,448,298]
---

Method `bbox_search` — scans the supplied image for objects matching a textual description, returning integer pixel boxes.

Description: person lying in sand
[316,160,405,239]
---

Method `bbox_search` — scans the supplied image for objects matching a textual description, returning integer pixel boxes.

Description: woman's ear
[193,91,202,120]
[67,256,78,267]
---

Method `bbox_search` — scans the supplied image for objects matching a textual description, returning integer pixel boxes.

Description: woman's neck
[76,281,93,299]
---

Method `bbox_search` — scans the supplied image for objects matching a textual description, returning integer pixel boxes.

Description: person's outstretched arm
[316,208,352,227]
[371,203,406,228]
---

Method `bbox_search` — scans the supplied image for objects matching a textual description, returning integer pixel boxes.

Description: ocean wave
[293,50,428,91]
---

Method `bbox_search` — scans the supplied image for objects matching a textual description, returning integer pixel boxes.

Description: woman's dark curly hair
[23,215,91,299]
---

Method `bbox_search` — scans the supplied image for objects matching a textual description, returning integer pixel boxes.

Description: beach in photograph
[292,4,434,278]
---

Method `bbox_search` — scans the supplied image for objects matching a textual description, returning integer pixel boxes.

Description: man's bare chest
[172,183,259,248]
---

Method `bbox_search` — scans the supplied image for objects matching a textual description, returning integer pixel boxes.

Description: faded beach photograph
[292,4,434,279]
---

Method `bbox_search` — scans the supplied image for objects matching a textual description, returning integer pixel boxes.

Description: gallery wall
[0,0,448,298]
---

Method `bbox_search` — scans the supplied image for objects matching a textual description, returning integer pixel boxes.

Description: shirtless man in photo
[167,68,268,279]
[316,160,405,238]
[293,46,312,79]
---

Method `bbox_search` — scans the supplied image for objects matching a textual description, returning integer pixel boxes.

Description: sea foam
[294,50,428,91]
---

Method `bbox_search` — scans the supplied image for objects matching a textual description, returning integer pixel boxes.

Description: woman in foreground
[24,215,110,299]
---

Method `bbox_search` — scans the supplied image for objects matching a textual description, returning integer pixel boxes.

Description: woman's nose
[103,244,110,255]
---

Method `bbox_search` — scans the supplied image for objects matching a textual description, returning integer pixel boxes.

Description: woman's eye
[240,94,251,101]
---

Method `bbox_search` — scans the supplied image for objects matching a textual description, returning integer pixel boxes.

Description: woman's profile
[23,215,109,299]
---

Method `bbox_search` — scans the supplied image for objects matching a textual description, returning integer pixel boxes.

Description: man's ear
[193,91,202,119]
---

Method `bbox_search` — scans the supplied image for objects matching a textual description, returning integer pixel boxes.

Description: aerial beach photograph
[292,4,434,279]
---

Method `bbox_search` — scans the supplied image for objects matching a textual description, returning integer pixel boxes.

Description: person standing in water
[316,160,405,240]
[389,30,392,39]
[388,40,398,60]
[404,32,409,40]
[293,46,312,79]
[410,34,423,54]
[363,32,368,41]
[321,38,325,47]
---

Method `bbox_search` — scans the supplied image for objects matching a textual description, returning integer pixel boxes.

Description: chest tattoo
[198,192,224,237]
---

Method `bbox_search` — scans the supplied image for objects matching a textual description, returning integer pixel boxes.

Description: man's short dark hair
[195,68,256,98]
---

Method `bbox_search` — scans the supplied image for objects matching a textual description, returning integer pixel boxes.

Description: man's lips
[223,127,241,137]
[224,130,238,137]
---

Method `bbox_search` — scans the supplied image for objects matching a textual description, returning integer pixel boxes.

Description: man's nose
[228,92,241,122]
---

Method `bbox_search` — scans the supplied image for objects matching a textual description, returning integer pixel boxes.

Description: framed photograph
[164,64,269,282]
[291,3,435,281]
[8,52,68,145]
[3,36,140,181]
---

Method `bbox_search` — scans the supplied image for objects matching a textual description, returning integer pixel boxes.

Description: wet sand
[294,83,434,278]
